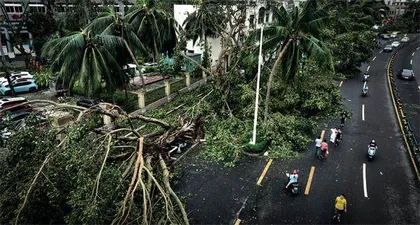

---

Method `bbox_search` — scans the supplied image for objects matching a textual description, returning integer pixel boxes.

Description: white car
[391,41,400,47]
[401,37,409,42]
[390,32,398,38]
[10,72,34,80]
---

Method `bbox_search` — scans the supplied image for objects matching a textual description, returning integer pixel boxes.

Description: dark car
[76,98,102,108]
[398,69,415,80]
[383,45,393,52]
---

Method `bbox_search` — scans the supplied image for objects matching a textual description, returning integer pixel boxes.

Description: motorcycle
[362,82,368,97]
[286,171,299,195]
[367,146,377,160]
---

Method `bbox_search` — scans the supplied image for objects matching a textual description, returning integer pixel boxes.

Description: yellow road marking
[234,219,242,225]
[320,130,325,140]
[257,159,273,186]
[339,81,343,87]
[304,166,316,195]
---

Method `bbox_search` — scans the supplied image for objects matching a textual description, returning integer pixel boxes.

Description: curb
[386,46,420,182]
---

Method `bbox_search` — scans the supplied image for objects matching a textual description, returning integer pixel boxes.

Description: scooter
[362,82,368,97]
[367,146,376,161]
[286,171,299,194]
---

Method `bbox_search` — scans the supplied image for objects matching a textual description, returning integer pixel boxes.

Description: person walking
[335,129,342,146]
[320,139,329,159]
[333,194,347,222]
[315,136,322,157]
[340,112,347,127]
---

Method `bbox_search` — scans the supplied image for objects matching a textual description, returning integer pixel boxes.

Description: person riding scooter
[368,139,377,149]
[285,170,299,189]
[363,72,369,82]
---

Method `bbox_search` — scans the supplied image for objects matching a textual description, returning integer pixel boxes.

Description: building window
[258,7,265,24]
[265,13,270,23]
[114,6,120,12]
[5,6,14,13]
[15,7,23,13]
[249,14,255,27]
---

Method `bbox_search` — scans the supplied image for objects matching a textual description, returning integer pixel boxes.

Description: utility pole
[250,25,264,145]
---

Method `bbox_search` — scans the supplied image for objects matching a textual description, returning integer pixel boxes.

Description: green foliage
[34,69,52,88]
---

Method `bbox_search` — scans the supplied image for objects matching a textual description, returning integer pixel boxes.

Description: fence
[131,71,208,115]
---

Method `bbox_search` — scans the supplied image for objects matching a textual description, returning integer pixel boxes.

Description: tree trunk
[0,33,16,96]
[123,40,145,90]
[153,37,159,63]
[263,38,293,123]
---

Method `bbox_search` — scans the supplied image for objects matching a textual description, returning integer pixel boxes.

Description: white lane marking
[372,56,376,61]
[363,163,368,198]
[417,47,420,50]
[412,52,415,56]
[367,66,370,71]
[380,50,383,53]
[418,86,420,90]
[411,60,413,65]
[362,104,365,121]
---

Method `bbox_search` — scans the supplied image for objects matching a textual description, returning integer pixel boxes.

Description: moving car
[391,41,400,47]
[401,37,409,42]
[383,45,393,52]
[0,80,38,96]
[398,69,415,80]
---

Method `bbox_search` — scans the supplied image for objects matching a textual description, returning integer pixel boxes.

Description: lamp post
[250,25,264,145]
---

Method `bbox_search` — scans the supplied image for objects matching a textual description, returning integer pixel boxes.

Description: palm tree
[183,1,221,76]
[87,6,148,89]
[263,0,333,122]
[125,0,178,63]
[41,30,127,97]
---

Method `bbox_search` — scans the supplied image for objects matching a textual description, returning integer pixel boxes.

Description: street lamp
[250,25,264,145]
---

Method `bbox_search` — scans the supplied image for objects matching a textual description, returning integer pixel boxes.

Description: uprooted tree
[0,100,205,224]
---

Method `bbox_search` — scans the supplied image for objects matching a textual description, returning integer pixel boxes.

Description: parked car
[398,69,415,80]
[390,32,398,38]
[10,72,34,80]
[0,72,34,85]
[0,97,32,119]
[76,97,102,108]
[381,34,390,39]
[1,78,35,87]
[401,37,409,42]
[391,41,400,47]
[383,45,393,52]
[0,80,38,96]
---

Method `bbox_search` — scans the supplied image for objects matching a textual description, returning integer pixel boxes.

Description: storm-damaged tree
[87,6,148,90]
[125,0,178,63]
[41,29,128,97]
[263,0,333,122]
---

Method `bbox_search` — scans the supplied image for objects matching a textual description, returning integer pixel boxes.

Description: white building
[174,0,307,67]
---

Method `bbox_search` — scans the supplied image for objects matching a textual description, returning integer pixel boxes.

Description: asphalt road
[391,37,420,148]
[176,35,420,224]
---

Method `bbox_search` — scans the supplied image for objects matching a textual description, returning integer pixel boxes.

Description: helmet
[372,139,375,143]
[293,170,298,174]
